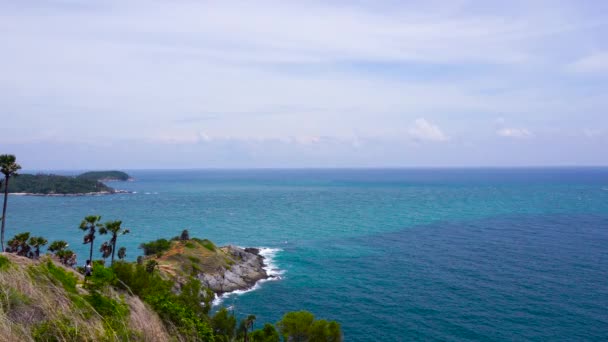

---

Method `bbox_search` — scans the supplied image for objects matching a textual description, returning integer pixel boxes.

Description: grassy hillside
[0,253,170,341]
[142,238,229,279]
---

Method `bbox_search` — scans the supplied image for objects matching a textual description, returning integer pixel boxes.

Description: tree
[48,240,75,266]
[277,311,342,342]
[239,314,256,342]
[145,259,158,273]
[308,320,342,342]
[250,323,280,342]
[0,154,21,251]
[212,307,237,341]
[180,229,190,241]
[79,215,102,262]
[99,220,130,265]
[99,241,112,263]
[28,236,48,258]
[117,246,126,260]
[7,232,31,257]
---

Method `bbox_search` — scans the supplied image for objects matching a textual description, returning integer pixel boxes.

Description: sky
[1,0,607,169]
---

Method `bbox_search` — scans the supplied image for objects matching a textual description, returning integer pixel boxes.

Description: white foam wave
[212,247,284,307]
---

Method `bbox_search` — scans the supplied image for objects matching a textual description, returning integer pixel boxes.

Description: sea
[5,168,608,341]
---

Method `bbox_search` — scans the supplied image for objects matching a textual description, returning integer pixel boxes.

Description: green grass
[41,260,78,293]
[0,255,10,270]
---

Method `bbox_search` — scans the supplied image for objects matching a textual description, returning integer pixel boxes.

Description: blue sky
[1,0,607,169]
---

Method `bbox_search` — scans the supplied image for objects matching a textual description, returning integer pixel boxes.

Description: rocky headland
[150,238,273,295]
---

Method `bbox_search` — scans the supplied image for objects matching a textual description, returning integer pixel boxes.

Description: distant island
[77,170,132,182]
[1,170,132,196]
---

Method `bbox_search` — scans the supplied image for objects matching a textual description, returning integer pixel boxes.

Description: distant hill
[1,171,132,195]
[77,170,131,181]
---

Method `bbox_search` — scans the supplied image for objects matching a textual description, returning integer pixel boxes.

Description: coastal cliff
[197,246,268,294]
[146,238,271,294]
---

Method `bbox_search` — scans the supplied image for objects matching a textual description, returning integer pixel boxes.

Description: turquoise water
[5,168,608,341]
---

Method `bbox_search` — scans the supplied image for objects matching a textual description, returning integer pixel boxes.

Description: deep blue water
[5,168,608,341]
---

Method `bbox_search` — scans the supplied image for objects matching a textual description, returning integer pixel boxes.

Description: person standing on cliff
[84,259,92,282]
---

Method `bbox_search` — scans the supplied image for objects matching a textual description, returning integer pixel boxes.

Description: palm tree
[7,232,31,256]
[28,236,48,258]
[99,241,112,264]
[242,314,256,342]
[0,154,22,251]
[48,240,74,265]
[99,220,130,265]
[117,246,126,260]
[79,215,102,262]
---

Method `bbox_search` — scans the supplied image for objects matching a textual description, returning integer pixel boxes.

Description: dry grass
[154,240,232,280]
[0,253,171,341]
[125,296,171,342]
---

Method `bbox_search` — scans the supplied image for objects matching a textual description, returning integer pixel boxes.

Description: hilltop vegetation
[0,170,132,195]
[78,171,131,182]
[140,236,268,294]
[3,174,114,195]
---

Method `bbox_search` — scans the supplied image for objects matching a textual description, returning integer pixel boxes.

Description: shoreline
[10,189,132,197]
[211,247,284,306]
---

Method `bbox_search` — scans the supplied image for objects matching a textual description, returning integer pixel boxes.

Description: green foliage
[111,262,214,340]
[7,231,31,256]
[32,316,82,342]
[43,260,78,293]
[277,310,315,342]
[145,260,158,273]
[77,171,130,181]
[111,262,172,297]
[139,238,171,256]
[192,238,216,251]
[178,277,214,315]
[212,307,236,341]
[250,323,280,342]
[277,311,342,342]
[308,320,342,342]
[0,255,10,269]
[117,246,127,260]
[0,287,32,312]
[185,241,196,249]
[28,236,48,257]
[84,291,131,340]
[3,173,113,194]
[86,263,116,290]
[48,240,68,252]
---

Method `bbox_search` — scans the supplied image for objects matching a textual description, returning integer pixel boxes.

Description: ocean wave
[212,247,284,307]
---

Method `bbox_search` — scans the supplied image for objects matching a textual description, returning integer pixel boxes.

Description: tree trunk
[89,233,94,262]
[1,176,9,252]
[111,235,116,265]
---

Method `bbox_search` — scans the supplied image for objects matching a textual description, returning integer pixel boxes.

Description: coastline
[211,247,284,306]
[10,189,132,196]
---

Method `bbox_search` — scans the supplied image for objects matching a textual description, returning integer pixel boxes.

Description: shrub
[139,239,171,256]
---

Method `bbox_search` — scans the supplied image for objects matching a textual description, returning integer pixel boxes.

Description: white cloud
[569,52,608,73]
[409,118,449,142]
[583,128,603,138]
[497,128,533,138]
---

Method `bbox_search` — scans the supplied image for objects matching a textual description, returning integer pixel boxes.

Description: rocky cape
[152,239,274,295]
[196,246,270,294]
